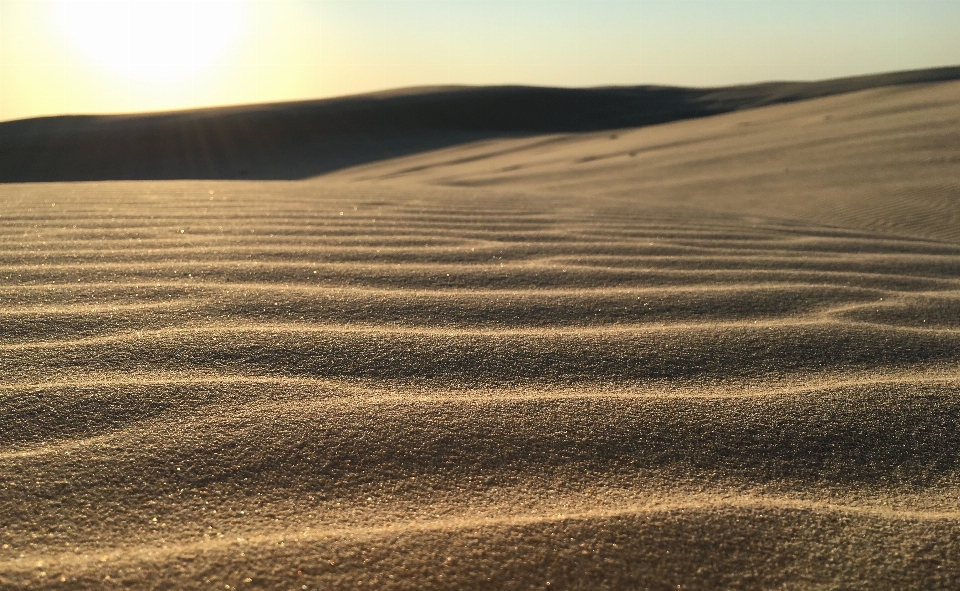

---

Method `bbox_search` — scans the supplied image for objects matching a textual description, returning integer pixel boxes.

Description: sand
[2,77,960,589]
[3,65,959,183]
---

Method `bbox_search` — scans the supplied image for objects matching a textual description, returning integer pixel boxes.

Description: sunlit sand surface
[2,78,960,589]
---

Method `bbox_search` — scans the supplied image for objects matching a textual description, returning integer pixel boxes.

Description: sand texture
[2,76,960,589]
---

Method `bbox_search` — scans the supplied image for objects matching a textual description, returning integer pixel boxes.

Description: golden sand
[2,79,960,589]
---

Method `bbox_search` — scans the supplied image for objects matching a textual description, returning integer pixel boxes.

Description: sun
[51,0,248,84]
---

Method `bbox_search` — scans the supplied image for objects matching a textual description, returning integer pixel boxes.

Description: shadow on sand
[2,65,959,182]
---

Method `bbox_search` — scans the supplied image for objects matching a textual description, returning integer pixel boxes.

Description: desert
[2,68,960,589]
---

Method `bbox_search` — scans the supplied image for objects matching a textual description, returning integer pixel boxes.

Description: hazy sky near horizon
[1,0,958,122]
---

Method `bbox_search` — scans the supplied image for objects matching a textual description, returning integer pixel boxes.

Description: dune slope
[1,65,959,183]
[3,78,960,589]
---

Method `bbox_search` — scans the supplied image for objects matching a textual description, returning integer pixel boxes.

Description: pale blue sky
[2,0,958,121]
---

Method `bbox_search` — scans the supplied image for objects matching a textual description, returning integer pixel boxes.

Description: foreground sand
[3,81,960,589]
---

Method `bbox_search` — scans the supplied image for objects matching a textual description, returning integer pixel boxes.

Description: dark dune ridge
[3,74,960,589]
[1,65,959,182]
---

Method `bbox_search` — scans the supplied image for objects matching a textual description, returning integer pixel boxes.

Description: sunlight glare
[51,0,247,84]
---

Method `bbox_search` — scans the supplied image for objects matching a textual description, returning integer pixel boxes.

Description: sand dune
[3,72,960,589]
[2,65,959,183]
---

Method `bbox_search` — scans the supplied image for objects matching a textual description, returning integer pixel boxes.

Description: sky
[1,0,959,122]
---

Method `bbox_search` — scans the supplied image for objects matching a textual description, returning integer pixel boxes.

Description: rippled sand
[2,80,960,589]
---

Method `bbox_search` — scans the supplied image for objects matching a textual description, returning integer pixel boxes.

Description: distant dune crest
[1,64,959,182]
